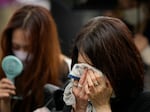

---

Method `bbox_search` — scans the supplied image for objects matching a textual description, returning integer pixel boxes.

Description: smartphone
[68,63,103,80]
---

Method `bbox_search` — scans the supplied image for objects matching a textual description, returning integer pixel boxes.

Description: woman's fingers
[0,78,13,85]
[86,70,102,91]
[0,78,15,90]
[85,69,107,97]
[0,78,16,98]
[0,89,16,97]
[0,83,15,90]
[72,69,89,101]
[73,68,87,91]
[78,68,88,87]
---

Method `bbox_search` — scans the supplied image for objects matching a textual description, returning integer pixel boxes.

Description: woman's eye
[12,44,20,50]
[23,46,30,51]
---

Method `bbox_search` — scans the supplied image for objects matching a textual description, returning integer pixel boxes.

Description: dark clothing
[111,92,150,112]
[63,91,150,112]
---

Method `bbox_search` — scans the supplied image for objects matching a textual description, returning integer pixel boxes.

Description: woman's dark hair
[71,16,144,99]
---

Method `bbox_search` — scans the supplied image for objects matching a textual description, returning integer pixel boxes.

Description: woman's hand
[72,68,113,112]
[72,69,89,112]
[0,78,16,112]
[85,69,113,112]
[0,78,16,99]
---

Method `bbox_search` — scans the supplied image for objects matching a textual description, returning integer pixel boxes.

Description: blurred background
[1,0,150,90]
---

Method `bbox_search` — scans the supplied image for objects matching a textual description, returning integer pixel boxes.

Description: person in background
[0,0,17,34]
[0,5,70,112]
[16,0,51,10]
[63,16,150,112]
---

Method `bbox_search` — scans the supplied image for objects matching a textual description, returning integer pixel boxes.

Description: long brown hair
[0,5,62,111]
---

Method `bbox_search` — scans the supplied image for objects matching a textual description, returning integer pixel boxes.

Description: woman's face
[78,52,92,65]
[12,28,30,52]
[12,28,31,62]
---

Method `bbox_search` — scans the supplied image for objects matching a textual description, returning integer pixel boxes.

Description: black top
[63,91,150,112]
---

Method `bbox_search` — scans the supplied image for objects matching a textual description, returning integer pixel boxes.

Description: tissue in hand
[68,63,103,80]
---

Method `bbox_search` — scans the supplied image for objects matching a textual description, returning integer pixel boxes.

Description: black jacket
[63,91,150,112]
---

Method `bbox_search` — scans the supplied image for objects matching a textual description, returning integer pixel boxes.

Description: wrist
[73,108,86,112]
[72,104,87,112]
[95,104,111,112]
[0,99,11,112]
